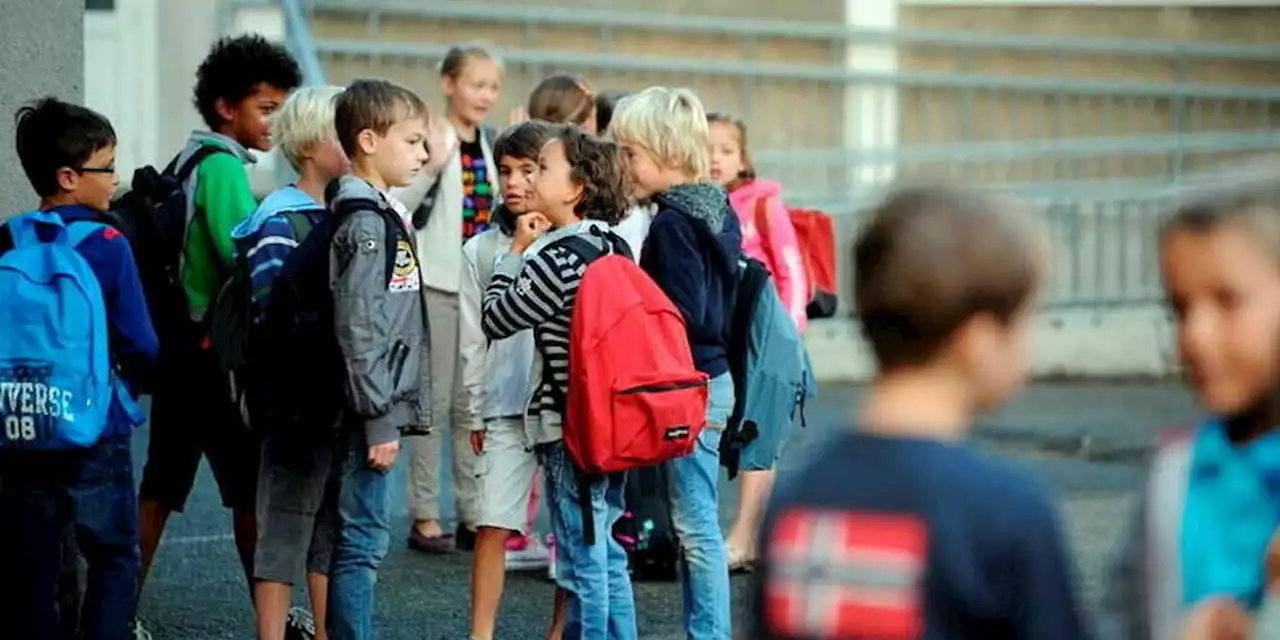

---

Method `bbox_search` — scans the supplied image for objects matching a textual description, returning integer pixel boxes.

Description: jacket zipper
[619,379,707,395]
[390,341,409,388]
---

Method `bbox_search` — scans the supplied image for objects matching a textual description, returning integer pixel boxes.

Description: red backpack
[787,207,838,318]
[557,232,709,476]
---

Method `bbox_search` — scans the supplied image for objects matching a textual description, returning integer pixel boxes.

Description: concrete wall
[0,0,83,216]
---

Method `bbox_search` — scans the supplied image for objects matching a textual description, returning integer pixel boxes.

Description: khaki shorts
[474,418,537,533]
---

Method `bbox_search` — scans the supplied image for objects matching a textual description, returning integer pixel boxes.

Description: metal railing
[246,0,1280,309]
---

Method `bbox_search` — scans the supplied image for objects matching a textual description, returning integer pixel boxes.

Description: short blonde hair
[273,84,344,171]
[610,87,710,180]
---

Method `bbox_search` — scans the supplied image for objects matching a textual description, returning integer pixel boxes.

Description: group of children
[0,36,813,640]
[8,26,1280,640]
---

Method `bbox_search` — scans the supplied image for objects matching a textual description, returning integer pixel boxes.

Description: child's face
[63,143,120,211]
[367,116,430,189]
[709,121,744,187]
[219,82,288,152]
[499,155,538,214]
[1163,223,1280,415]
[306,136,350,182]
[528,139,582,227]
[618,140,665,201]
[443,59,501,127]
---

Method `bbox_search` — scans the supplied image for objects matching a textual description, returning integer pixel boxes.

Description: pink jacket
[728,179,808,332]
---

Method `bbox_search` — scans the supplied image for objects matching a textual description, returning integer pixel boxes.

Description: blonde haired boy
[612,86,742,640]
[229,83,348,640]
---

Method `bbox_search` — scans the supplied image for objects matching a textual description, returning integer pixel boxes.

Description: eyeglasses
[75,165,116,175]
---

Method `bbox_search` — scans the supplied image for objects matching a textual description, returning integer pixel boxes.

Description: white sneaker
[545,534,558,582]
[130,619,153,640]
[505,535,551,572]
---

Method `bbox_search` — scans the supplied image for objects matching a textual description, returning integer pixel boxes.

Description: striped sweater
[230,185,326,324]
[480,221,610,417]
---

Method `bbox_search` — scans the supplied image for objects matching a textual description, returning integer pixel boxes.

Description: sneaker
[129,619,153,640]
[505,535,550,572]
[285,607,317,640]
[545,534,558,582]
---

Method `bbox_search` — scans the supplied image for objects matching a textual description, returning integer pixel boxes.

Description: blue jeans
[326,429,394,640]
[0,435,140,640]
[669,372,734,639]
[538,441,638,640]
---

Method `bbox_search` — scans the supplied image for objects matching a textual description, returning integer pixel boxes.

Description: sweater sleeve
[76,226,160,384]
[195,152,258,266]
[761,194,809,332]
[482,248,573,341]
[640,211,707,329]
[1008,490,1092,640]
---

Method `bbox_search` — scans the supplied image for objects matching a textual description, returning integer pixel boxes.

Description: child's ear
[214,97,236,126]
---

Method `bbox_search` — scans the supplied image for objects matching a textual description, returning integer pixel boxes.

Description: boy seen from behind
[752,186,1089,640]
[138,34,301,607]
[327,78,432,640]
[610,86,741,640]
[1,98,159,640]
[232,84,348,640]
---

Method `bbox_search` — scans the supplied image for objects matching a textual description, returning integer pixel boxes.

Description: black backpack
[108,145,231,381]
[611,462,679,582]
[248,196,399,442]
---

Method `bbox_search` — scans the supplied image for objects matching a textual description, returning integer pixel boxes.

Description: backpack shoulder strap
[170,144,234,181]
[411,175,444,231]
[554,234,605,266]
[64,219,110,247]
[282,210,317,242]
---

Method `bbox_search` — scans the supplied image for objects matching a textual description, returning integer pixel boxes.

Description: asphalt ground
[130,381,1194,639]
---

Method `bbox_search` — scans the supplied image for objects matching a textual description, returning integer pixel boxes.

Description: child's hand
[512,212,551,254]
[1267,530,1280,592]
[470,429,486,455]
[1180,597,1253,640]
[367,441,400,473]
[423,116,457,177]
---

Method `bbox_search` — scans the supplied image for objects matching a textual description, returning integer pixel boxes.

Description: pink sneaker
[505,534,550,571]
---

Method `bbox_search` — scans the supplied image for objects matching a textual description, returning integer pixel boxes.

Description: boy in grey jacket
[325,78,432,640]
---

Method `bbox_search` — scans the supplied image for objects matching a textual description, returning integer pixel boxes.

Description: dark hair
[1160,178,1280,261]
[547,123,627,224]
[595,90,631,135]
[854,184,1042,370]
[706,111,756,186]
[493,120,554,164]
[15,97,117,198]
[193,34,302,130]
[334,78,429,157]
[528,74,595,127]
[440,43,501,79]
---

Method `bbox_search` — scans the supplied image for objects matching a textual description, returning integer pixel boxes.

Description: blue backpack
[0,212,114,449]
[721,256,816,478]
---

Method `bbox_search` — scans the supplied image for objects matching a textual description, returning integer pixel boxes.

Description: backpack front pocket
[611,371,709,466]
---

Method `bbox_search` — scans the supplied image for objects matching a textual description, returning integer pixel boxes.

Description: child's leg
[527,465,542,535]
[0,454,68,638]
[307,572,330,640]
[603,471,638,640]
[539,442,612,640]
[136,379,205,593]
[73,435,141,640]
[327,429,394,640]
[726,469,775,562]
[546,587,568,640]
[253,435,332,639]
[470,419,538,639]
[667,374,734,639]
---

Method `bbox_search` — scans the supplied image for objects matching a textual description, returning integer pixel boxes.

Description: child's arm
[1008,491,1091,640]
[481,249,571,341]
[78,226,160,382]
[639,212,707,326]
[246,216,302,321]
[760,195,809,332]
[331,212,398,447]
[458,239,488,431]
[195,152,258,266]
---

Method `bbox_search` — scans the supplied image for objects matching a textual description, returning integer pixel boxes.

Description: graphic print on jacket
[329,176,430,445]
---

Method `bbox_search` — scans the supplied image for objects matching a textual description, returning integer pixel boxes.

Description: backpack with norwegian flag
[556,230,710,476]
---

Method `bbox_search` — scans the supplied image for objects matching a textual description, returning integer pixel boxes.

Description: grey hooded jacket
[329,176,432,446]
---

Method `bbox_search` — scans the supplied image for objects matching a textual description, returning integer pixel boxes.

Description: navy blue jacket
[640,182,743,378]
[53,205,160,437]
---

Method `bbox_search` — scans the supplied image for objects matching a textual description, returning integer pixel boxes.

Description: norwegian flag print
[764,509,928,639]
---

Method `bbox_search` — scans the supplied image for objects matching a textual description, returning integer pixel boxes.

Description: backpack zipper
[619,379,707,395]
